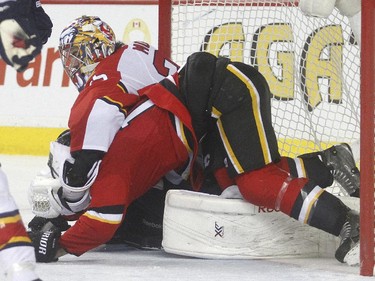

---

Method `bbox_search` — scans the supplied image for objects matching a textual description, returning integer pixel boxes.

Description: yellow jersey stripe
[211,106,222,118]
[295,157,307,178]
[174,116,192,153]
[226,64,272,164]
[117,82,128,93]
[83,211,122,225]
[299,186,324,224]
[102,96,127,115]
[0,236,31,250]
[0,214,21,225]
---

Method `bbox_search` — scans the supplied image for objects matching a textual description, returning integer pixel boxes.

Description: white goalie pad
[162,190,359,259]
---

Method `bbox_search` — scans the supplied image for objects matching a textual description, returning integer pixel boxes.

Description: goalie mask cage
[159,0,375,276]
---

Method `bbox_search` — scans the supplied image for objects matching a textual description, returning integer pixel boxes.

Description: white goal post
[158,0,375,276]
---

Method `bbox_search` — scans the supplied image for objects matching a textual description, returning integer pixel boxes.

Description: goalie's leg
[235,163,359,263]
[108,186,166,249]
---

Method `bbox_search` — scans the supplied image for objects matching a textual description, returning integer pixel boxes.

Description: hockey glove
[30,0,53,45]
[28,215,71,233]
[30,228,61,263]
[0,0,52,71]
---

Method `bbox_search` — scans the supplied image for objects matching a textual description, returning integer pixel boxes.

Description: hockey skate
[322,143,360,197]
[335,210,359,263]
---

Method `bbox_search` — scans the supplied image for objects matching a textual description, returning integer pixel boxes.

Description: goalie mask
[58,15,116,91]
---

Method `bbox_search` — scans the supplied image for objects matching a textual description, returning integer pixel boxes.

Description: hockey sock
[276,154,333,188]
[235,163,349,237]
[290,182,348,236]
[297,153,334,188]
[235,163,308,214]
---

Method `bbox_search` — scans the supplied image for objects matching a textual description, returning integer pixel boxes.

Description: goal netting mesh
[165,0,360,196]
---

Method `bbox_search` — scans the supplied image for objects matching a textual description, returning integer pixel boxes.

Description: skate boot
[335,210,360,263]
[322,143,360,197]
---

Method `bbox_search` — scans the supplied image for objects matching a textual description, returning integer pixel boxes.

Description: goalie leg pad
[161,190,361,259]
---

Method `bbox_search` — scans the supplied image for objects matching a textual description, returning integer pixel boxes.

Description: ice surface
[0,154,372,281]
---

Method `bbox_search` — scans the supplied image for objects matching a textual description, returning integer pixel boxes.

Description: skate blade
[343,242,359,266]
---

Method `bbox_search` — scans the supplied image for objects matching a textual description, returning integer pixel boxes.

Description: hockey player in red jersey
[29,15,360,265]
[0,0,52,280]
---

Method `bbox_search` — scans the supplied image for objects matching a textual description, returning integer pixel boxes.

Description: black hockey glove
[63,150,104,187]
[30,228,61,263]
[28,215,71,233]
[29,0,53,45]
[0,0,52,71]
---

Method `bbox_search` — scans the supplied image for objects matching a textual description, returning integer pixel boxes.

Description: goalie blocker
[162,190,360,260]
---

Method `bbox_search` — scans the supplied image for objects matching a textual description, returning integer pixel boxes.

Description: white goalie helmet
[58,15,116,91]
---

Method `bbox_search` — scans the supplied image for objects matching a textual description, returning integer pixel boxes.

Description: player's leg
[275,155,333,188]
[109,186,167,249]
[277,143,360,197]
[109,161,202,249]
[234,165,359,263]
[59,105,189,255]
[210,62,359,263]
[0,166,41,281]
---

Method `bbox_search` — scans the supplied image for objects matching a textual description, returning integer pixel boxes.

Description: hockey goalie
[28,129,360,265]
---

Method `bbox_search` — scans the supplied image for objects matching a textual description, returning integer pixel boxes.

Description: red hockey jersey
[59,42,182,256]
[68,41,179,154]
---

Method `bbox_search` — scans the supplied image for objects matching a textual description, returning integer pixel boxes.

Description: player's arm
[61,149,105,189]
[63,80,139,192]
[0,0,53,71]
[27,131,101,262]
[29,131,92,219]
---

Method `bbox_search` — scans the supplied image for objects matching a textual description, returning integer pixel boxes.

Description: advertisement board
[0,2,158,154]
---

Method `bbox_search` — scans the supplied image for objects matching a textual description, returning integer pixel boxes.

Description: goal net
[159,0,374,276]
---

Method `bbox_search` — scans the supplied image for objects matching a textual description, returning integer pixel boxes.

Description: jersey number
[153,50,179,77]
[89,74,108,87]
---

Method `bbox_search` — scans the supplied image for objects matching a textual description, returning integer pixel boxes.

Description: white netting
[28,186,52,215]
[169,0,360,194]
